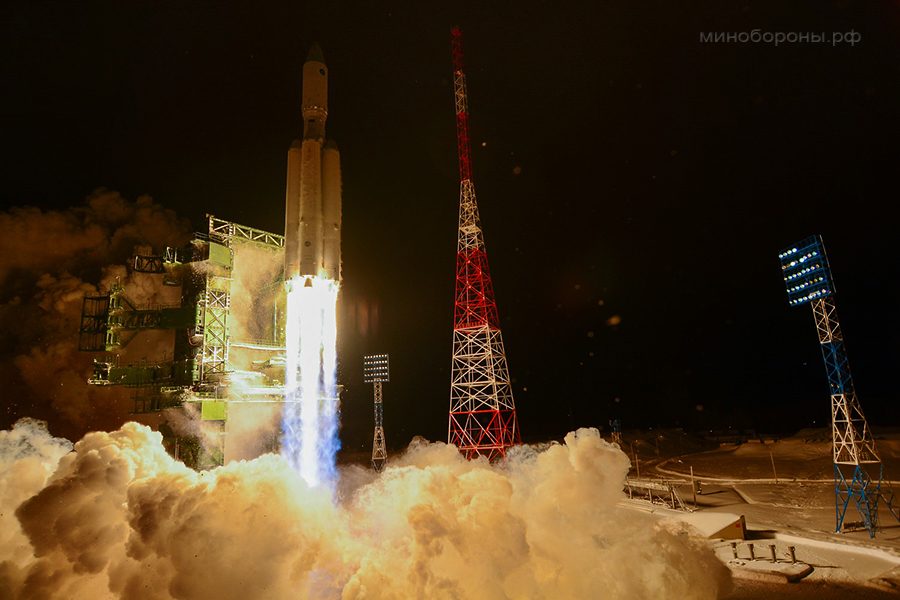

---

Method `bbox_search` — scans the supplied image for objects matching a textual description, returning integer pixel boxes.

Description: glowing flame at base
[282,276,340,489]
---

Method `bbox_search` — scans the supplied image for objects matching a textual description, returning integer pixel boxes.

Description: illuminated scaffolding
[447,27,521,462]
[79,215,287,467]
[779,235,898,537]
[364,354,389,471]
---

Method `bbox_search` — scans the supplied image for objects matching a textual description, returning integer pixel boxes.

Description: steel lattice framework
[364,354,389,471]
[200,216,234,380]
[780,235,898,537]
[610,419,623,446]
[448,27,520,462]
[209,214,285,247]
[202,285,230,378]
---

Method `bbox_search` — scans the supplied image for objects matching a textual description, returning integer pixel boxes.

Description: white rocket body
[285,44,341,287]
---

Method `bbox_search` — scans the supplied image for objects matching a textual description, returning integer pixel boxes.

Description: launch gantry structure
[79,215,288,467]
[447,27,521,462]
[364,354,389,471]
[78,46,343,471]
[779,235,899,537]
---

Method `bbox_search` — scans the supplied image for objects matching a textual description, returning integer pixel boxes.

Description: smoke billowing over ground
[0,420,731,599]
[0,191,192,439]
[0,193,734,598]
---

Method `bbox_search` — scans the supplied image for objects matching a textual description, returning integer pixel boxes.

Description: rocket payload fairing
[285,43,341,288]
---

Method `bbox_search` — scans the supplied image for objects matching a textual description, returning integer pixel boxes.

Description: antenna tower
[364,354,389,471]
[448,27,521,461]
[779,235,898,537]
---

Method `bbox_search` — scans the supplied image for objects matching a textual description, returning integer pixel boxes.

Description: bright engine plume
[282,277,339,487]
[281,44,342,488]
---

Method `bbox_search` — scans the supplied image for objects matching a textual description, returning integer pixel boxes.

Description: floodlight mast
[363,354,389,471]
[779,235,898,538]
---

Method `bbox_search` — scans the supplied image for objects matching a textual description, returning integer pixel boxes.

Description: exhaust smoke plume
[0,421,731,599]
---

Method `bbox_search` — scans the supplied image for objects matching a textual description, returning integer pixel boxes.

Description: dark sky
[2,1,899,450]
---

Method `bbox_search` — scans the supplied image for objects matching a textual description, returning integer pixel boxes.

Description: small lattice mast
[364,354,389,471]
[448,27,521,461]
[779,235,898,537]
[610,420,622,446]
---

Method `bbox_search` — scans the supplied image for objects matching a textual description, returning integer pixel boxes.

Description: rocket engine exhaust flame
[281,276,340,489]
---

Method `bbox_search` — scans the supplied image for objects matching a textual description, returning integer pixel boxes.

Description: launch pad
[79,45,343,474]
[79,216,299,466]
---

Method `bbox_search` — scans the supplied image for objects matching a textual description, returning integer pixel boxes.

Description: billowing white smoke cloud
[0,419,73,574]
[0,422,731,599]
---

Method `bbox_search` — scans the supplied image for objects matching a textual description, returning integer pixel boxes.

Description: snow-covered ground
[620,429,900,599]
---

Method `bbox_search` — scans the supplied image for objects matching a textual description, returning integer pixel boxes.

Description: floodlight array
[785,265,822,281]
[363,354,390,383]
[779,235,834,307]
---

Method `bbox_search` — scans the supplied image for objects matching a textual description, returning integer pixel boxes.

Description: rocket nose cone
[306,43,325,64]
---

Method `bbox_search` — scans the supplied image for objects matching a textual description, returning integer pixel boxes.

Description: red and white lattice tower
[448,27,521,461]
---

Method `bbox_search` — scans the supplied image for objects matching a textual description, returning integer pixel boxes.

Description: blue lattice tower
[780,235,899,537]
[364,354,389,471]
[610,420,622,446]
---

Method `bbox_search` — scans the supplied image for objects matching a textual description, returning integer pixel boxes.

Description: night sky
[2,2,899,452]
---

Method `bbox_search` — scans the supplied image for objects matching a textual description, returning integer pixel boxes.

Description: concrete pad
[728,558,813,583]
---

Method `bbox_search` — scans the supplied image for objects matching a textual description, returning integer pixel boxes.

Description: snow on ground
[654,429,900,483]
[723,579,900,599]
[617,428,900,599]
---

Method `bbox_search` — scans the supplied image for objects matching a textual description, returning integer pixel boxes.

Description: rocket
[284,43,341,288]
